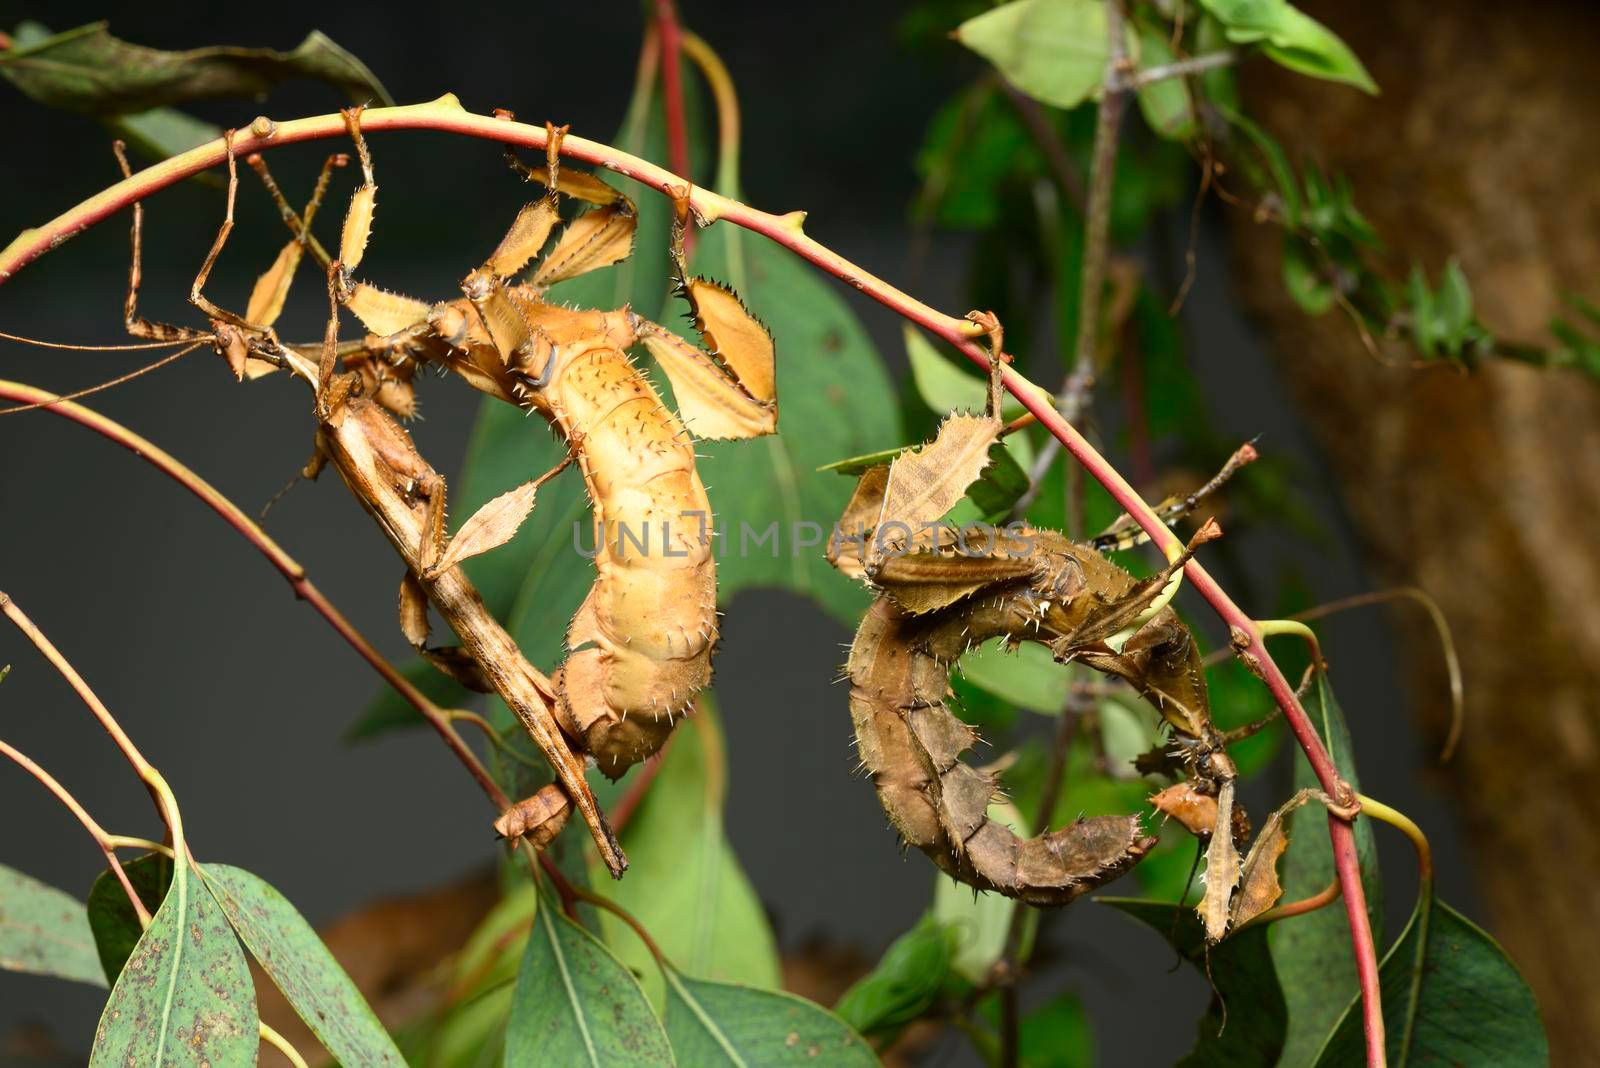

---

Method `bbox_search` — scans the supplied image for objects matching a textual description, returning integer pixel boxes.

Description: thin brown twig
[0,381,509,813]
[0,736,151,925]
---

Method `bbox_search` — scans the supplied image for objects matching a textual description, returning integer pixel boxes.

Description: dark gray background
[0,3,1470,1064]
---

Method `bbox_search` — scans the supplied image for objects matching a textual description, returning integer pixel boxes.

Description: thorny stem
[0,381,510,813]
[0,98,1386,1062]
[0,736,151,926]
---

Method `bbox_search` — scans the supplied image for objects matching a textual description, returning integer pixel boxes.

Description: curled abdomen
[847,595,1155,907]
[549,347,718,775]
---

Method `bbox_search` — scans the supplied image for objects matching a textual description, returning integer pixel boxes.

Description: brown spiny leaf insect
[828,350,1283,910]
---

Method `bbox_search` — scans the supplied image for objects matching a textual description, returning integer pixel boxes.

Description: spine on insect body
[545,342,719,778]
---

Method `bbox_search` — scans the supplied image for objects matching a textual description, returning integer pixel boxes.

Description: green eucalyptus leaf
[597,699,780,1006]
[956,0,1110,110]
[957,637,1068,713]
[1282,240,1336,315]
[105,108,221,162]
[0,863,104,986]
[833,915,959,1041]
[348,656,471,740]
[663,969,878,1066]
[1103,897,1286,1065]
[0,21,392,114]
[1311,894,1547,1065]
[1270,669,1382,1066]
[202,864,405,1067]
[933,852,1018,984]
[1199,0,1376,94]
[504,886,674,1067]
[85,852,172,984]
[89,853,257,1068]
[1134,29,1198,141]
[1019,993,1094,1067]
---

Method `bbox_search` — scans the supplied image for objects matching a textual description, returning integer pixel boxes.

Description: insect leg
[111,142,210,346]
[245,151,346,270]
[185,130,263,334]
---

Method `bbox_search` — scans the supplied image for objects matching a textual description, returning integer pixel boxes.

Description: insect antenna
[0,341,205,416]
[0,330,211,352]
[1166,836,1207,973]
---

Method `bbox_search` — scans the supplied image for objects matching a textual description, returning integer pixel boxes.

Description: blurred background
[0,1,1595,1064]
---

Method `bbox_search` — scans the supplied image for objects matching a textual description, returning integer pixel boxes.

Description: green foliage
[663,970,879,1066]
[89,852,257,1067]
[1104,898,1287,1065]
[0,21,390,160]
[1017,993,1095,1067]
[1198,0,1376,93]
[1132,27,1198,141]
[1313,895,1549,1065]
[1271,670,1384,1065]
[0,863,103,986]
[349,656,472,740]
[834,915,961,1042]
[594,702,780,1006]
[505,886,674,1067]
[933,870,1018,984]
[956,0,1109,110]
[202,864,405,1066]
[85,852,172,985]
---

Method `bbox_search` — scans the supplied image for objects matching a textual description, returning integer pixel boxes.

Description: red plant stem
[0,104,1384,1061]
[654,0,691,183]
[0,736,151,925]
[0,381,509,813]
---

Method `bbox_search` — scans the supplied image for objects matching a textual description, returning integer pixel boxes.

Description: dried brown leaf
[1199,779,1241,942]
[398,570,431,649]
[878,413,1002,540]
[245,239,302,328]
[1230,813,1292,930]
[426,478,542,578]
[828,465,890,580]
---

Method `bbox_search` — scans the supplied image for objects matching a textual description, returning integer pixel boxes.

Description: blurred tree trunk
[1226,1,1600,1060]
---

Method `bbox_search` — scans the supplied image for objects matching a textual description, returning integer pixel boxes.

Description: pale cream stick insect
[270,108,779,790]
[117,110,779,873]
[97,128,625,873]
